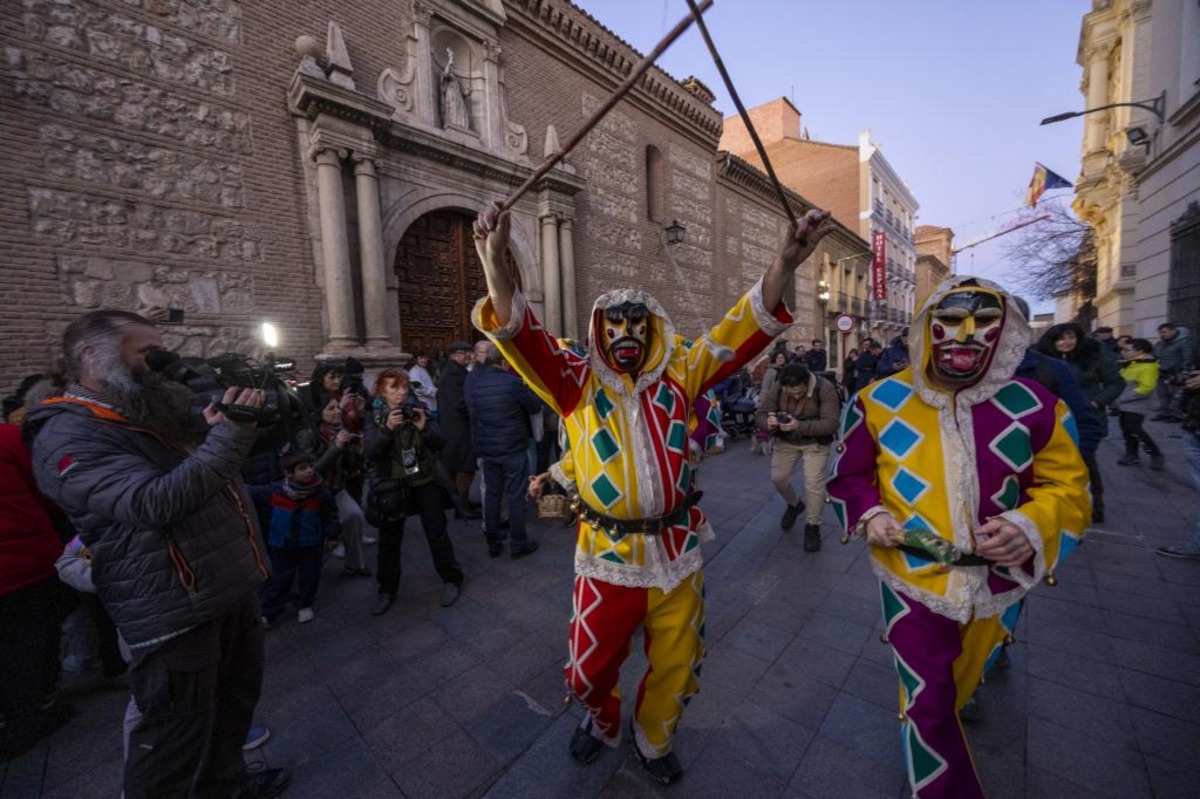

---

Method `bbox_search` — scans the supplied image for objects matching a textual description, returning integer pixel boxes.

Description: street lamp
[664,219,686,245]
[1039,90,1165,126]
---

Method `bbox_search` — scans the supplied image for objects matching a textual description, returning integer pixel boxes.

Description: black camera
[145,350,305,444]
[775,412,793,424]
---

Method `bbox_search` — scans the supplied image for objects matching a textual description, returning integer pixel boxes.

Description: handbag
[367,477,412,522]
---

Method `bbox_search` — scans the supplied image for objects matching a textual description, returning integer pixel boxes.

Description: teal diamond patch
[591,474,621,508]
[655,383,676,413]
[879,419,921,459]
[667,422,687,454]
[840,402,863,437]
[591,429,619,463]
[678,463,692,492]
[991,475,1020,510]
[989,423,1033,471]
[594,389,614,420]
[992,382,1041,418]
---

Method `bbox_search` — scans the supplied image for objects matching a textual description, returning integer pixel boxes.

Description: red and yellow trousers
[564,570,705,757]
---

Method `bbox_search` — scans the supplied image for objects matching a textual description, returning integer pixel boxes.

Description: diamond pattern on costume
[991,382,1042,419]
[666,421,687,454]
[904,721,949,792]
[653,383,676,414]
[591,474,622,508]
[677,463,691,493]
[592,429,620,463]
[594,388,614,420]
[1057,529,1081,565]
[991,475,1020,511]
[829,497,847,531]
[891,467,931,505]
[839,401,863,438]
[989,422,1033,471]
[567,577,604,704]
[870,379,914,411]
[880,582,911,636]
[879,418,922,460]
[893,650,924,710]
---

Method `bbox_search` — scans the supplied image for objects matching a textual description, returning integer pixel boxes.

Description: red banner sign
[871,231,888,301]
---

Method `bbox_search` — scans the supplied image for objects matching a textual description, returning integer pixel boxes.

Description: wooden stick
[500,0,714,211]
[684,0,797,226]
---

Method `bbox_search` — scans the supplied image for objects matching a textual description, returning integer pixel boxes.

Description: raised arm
[474,202,516,327]
[761,209,833,312]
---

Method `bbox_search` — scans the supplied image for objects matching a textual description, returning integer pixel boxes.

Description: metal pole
[683,0,797,226]
[499,0,715,212]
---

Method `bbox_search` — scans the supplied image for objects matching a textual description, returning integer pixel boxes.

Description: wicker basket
[537,493,571,520]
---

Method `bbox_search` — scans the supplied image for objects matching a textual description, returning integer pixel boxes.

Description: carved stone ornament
[378,60,417,117]
[326,21,355,90]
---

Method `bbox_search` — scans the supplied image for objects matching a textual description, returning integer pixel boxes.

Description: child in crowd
[1117,337,1165,470]
[261,453,340,625]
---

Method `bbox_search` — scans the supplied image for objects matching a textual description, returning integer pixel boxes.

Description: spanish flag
[1025,163,1073,206]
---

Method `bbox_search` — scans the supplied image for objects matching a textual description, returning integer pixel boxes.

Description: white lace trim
[575,549,703,593]
[854,505,890,538]
[471,290,528,341]
[748,277,793,337]
[548,461,575,493]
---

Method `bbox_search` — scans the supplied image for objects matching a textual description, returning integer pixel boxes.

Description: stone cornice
[504,0,723,148]
[289,72,395,133]
[377,117,585,196]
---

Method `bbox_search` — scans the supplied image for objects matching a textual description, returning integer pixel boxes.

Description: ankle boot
[1117,449,1140,466]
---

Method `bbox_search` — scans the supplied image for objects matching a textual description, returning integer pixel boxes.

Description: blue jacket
[266,480,339,549]
[1017,349,1101,457]
[464,366,541,458]
[876,342,910,378]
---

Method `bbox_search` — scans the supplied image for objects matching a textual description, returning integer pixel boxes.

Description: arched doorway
[393,208,520,356]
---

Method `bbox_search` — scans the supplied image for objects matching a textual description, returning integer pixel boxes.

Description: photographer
[363,369,463,615]
[756,362,839,551]
[24,310,287,798]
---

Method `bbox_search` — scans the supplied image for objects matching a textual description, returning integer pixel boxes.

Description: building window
[645,144,664,222]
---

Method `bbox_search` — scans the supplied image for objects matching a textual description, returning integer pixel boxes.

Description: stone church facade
[0,0,866,392]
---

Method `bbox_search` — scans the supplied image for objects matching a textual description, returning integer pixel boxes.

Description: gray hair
[57,310,153,385]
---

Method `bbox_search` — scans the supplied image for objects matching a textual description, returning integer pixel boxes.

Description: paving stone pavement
[4,419,1200,798]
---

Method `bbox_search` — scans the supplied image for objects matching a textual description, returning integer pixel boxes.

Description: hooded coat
[826,276,1091,622]
[475,280,791,591]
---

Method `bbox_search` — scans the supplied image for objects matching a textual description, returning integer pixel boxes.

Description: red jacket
[0,424,63,596]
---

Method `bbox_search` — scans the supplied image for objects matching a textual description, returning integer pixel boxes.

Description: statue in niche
[437,48,472,130]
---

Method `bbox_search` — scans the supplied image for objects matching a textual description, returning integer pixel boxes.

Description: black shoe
[569,719,605,765]
[803,523,822,552]
[239,767,290,798]
[630,721,683,786]
[780,501,804,531]
[456,507,483,520]
[511,541,539,560]
[370,593,395,616]
[1091,507,1104,525]
[488,543,503,558]
[1117,455,1141,466]
[341,566,372,578]
[1151,414,1170,421]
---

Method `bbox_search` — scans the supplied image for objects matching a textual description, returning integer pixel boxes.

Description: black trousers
[123,593,264,799]
[1119,411,1161,456]
[260,545,323,621]
[1083,450,1105,512]
[376,479,463,596]
[0,576,73,717]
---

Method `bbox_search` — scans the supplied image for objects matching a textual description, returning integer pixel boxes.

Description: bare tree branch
[1001,200,1091,301]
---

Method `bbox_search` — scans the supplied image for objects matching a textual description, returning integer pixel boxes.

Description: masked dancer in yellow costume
[472,201,830,784]
[826,276,1090,798]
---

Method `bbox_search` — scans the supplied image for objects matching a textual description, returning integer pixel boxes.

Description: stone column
[314,148,358,348]
[1085,46,1110,153]
[540,214,561,336]
[353,155,391,349]
[559,216,577,340]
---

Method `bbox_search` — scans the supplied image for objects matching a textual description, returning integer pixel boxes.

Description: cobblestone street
[5,420,1199,798]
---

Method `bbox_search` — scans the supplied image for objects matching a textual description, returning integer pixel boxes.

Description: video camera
[145,350,306,448]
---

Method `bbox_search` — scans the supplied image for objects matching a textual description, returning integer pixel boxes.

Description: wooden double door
[393,209,520,357]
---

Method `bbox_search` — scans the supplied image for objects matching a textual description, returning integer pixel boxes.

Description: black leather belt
[571,491,703,539]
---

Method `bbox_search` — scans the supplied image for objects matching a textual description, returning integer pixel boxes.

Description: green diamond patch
[591,474,621,508]
[592,429,619,463]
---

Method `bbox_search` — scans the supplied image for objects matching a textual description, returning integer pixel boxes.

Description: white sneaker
[362,536,377,545]
[331,543,346,559]
[297,608,315,624]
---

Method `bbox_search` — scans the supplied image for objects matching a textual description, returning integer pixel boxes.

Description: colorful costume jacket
[826,277,1091,622]
[474,280,791,591]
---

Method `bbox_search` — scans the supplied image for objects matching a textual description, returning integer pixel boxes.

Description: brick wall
[1,0,830,396]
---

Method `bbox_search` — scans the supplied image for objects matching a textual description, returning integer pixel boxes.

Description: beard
[89,344,199,448]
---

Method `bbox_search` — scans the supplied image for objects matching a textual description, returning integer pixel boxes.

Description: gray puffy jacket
[26,398,269,650]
